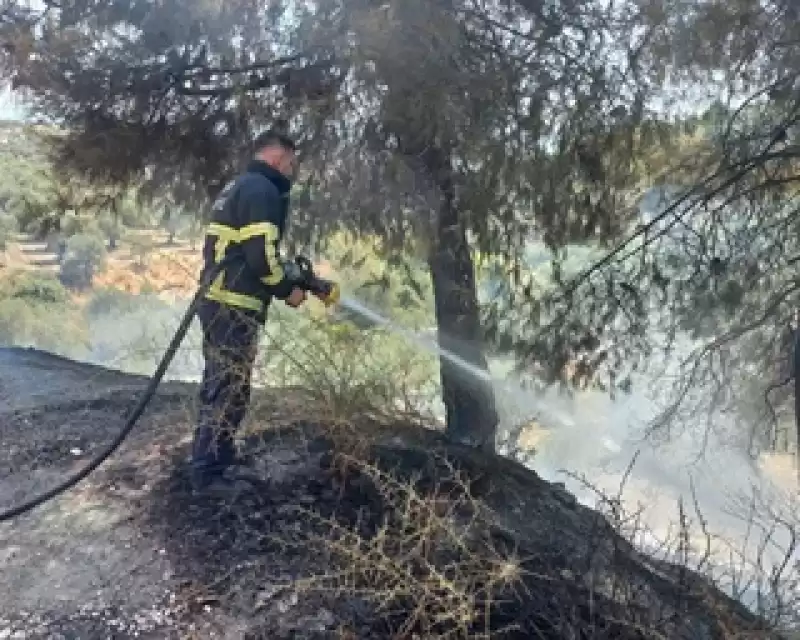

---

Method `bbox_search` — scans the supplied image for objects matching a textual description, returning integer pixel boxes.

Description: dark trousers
[190,299,260,480]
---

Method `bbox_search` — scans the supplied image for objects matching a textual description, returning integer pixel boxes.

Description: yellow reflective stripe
[264,246,285,283]
[237,222,285,284]
[207,222,280,243]
[207,222,283,286]
[207,222,240,240]
[264,224,285,284]
[261,273,283,286]
[238,222,278,240]
[213,236,229,262]
[204,220,284,305]
[206,280,265,313]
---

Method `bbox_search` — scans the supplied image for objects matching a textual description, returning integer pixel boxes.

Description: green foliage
[85,287,145,316]
[127,232,154,270]
[0,271,70,305]
[0,125,54,228]
[118,194,155,229]
[261,303,440,420]
[0,271,85,350]
[61,214,102,238]
[0,298,72,350]
[97,212,123,250]
[0,123,161,243]
[59,232,107,290]
[321,232,434,329]
[0,213,17,250]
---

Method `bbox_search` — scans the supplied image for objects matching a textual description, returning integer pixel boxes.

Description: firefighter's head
[253,129,298,180]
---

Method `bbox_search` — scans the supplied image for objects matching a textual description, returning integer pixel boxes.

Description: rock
[305,608,335,631]
[276,592,299,614]
[255,585,284,611]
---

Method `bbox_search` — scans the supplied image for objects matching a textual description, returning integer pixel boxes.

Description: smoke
[488,346,798,615]
[334,292,797,616]
[333,292,796,592]
[71,291,204,381]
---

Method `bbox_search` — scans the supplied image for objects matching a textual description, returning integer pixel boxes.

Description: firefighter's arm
[238,184,296,300]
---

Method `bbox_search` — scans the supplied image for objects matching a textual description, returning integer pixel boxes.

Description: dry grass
[92,246,201,296]
[2,230,202,297]
[288,452,524,639]
[566,458,799,637]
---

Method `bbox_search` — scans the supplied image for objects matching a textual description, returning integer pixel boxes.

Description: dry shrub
[288,451,524,639]
[721,488,800,632]
[257,305,439,424]
[566,458,799,637]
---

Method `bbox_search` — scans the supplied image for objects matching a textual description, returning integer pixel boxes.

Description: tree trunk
[423,149,498,451]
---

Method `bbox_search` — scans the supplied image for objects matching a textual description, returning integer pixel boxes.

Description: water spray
[337,295,493,385]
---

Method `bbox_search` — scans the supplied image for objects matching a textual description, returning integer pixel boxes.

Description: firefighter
[190,129,306,494]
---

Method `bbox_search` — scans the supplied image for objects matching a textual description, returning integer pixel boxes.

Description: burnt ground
[0,347,783,639]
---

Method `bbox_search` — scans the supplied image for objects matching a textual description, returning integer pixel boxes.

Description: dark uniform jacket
[201,160,295,322]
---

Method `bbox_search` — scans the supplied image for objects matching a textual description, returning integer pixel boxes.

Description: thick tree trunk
[423,150,498,451]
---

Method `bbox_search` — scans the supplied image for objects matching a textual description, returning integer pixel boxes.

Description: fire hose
[0,255,339,523]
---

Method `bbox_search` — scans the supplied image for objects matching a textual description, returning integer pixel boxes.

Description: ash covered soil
[0,347,781,639]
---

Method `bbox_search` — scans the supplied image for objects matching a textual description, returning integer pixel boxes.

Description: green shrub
[0,297,84,350]
[127,232,154,271]
[0,271,70,305]
[85,286,145,316]
[59,232,107,290]
[258,304,440,421]
[320,232,435,328]
[61,214,102,238]
[97,213,122,250]
[0,213,17,250]
[0,272,85,351]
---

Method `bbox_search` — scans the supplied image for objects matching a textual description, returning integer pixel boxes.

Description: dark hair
[253,128,296,154]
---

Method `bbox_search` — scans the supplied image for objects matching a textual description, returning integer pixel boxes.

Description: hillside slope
[0,348,781,639]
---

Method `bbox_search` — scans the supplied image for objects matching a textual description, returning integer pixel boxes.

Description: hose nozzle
[285,255,340,308]
[316,280,340,307]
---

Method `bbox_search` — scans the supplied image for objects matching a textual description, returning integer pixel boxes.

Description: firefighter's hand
[284,287,307,308]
